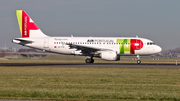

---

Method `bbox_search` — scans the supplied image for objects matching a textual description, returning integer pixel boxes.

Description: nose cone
[156,45,162,53]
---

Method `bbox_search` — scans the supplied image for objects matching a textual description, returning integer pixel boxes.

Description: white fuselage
[13,37,162,56]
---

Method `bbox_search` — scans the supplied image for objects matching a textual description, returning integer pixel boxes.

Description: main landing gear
[85,57,94,63]
[137,55,141,64]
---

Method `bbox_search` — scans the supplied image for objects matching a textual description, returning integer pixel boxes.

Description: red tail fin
[16,10,48,38]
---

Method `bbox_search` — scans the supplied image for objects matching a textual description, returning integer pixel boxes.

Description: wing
[67,43,112,54]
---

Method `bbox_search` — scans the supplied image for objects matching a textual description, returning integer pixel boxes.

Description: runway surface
[0,63,180,68]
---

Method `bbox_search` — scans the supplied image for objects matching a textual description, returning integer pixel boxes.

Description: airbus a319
[12,10,162,64]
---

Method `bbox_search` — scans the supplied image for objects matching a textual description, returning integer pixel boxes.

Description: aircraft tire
[85,58,94,63]
[91,59,94,63]
[137,60,141,64]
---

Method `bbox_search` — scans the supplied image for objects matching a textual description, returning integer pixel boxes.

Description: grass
[0,66,180,100]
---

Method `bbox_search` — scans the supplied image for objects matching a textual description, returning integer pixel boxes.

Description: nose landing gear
[137,55,141,64]
[85,58,94,63]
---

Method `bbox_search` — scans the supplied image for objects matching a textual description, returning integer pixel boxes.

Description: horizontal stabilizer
[12,38,34,44]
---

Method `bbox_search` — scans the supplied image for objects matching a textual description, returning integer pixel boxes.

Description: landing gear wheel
[91,59,94,63]
[85,58,90,63]
[137,60,141,64]
[85,58,94,63]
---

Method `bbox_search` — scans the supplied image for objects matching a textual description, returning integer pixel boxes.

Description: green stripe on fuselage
[117,39,130,54]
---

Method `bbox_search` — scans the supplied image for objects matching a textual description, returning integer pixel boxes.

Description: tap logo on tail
[16,10,39,38]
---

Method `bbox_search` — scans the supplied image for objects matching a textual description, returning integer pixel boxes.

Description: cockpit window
[147,42,155,45]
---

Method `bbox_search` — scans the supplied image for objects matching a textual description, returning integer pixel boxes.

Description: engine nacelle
[100,51,120,61]
[71,50,83,55]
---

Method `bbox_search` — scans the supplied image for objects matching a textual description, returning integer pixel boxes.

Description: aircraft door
[130,39,143,54]
[135,39,143,49]
[44,38,49,48]
[136,39,140,49]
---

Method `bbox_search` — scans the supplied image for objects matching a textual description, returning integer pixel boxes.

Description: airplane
[12,10,162,64]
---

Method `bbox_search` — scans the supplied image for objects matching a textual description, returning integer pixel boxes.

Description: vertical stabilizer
[16,10,48,38]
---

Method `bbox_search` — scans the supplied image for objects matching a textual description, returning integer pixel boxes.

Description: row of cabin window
[55,42,132,45]
[54,42,155,45]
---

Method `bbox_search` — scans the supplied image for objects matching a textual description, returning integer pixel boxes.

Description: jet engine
[71,50,83,55]
[100,51,120,61]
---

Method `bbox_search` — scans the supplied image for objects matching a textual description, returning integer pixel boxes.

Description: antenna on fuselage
[71,35,73,37]
[136,35,138,38]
